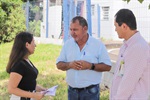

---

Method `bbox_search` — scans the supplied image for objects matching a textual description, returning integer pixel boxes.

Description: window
[91,5,95,16]
[101,6,110,20]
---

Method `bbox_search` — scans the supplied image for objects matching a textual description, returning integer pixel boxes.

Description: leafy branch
[123,0,150,9]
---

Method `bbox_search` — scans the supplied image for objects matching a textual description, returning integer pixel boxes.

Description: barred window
[91,5,95,16]
[101,6,110,20]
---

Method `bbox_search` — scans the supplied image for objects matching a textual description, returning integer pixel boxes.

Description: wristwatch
[91,63,95,70]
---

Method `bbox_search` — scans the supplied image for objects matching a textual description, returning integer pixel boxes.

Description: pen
[84,52,85,55]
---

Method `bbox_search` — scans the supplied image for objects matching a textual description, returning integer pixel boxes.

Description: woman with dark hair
[6,32,46,100]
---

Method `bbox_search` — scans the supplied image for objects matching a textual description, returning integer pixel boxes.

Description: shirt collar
[73,34,91,46]
[123,31,140,47]
[86,34,91,45]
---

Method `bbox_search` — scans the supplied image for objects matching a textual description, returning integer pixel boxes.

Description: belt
[20,90,35,100]
[69,84,98,92]
[20,97,30,100]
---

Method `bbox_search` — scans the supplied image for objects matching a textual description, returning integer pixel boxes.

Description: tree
[29,20,41,37]
[27,0,43,37]
[123,0,144,3]
[22,0,37,2]
[0,0,26,43]
[123,0,150,9]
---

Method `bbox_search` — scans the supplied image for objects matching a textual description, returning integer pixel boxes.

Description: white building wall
[122,0,150,42]
[91,0,150,42]
[40,0,47,38]
[91,0,124,41]
[40,5,62,39]
[41,0,150,42]
[48,6,62,39]
[91,3,97,37]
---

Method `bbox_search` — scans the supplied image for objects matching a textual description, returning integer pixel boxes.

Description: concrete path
[101,41,122,88]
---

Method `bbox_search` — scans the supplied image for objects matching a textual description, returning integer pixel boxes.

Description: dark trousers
[68,84,100,100]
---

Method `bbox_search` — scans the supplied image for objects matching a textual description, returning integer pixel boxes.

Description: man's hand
[69,61,82,70]
[69,60,91,70]
[78,60,92,70]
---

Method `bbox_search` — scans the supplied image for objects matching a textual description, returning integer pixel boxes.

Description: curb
[105,43,122,49]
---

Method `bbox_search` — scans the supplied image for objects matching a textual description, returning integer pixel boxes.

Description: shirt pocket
[81,52,98,63]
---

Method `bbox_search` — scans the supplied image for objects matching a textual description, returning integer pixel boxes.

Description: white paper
[41,85,58,96]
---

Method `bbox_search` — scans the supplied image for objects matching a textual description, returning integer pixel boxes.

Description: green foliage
[138,0,144,3]
[122,0,130,3]
[22,0,37,2]
[123,0,144,3]
[123,0,150,9]
[28,2,42,37]
[0,0,26,43]
[0,43,109,100]
[100,90,109,100]
[30,3,40,13]
[29,20,41,37]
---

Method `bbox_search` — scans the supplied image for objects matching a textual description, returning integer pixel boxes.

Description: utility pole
[86,0,92,36]
[26,0,29,31]
[46,0,49,38]
[63,0,69,42]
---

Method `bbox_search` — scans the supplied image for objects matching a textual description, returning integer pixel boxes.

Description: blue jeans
[68,84,100,100]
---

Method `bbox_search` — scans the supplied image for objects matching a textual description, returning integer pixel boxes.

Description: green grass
[0,42,109,100]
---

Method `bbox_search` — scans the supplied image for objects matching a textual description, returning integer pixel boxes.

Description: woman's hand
[33,92,45,100]
[36,85,47,92]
